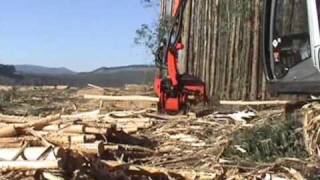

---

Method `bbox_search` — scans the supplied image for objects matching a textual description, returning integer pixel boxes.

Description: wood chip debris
[0,85,318,179]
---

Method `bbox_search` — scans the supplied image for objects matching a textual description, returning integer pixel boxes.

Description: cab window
[272,0,311,79]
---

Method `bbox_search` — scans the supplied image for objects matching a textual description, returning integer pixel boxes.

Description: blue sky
[0,0,158,71]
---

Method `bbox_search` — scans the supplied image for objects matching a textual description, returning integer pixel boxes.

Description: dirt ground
[0,85,319,180]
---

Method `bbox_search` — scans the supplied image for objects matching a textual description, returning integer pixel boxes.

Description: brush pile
[0,85,318,179]
[302,102,320,159]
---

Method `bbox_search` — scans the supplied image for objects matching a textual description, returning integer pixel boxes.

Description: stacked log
[0,110,156,173]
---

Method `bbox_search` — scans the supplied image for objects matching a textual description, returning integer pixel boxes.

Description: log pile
[0,85,319,179]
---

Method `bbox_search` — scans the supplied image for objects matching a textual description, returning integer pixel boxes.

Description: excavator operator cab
[262,0,320,93]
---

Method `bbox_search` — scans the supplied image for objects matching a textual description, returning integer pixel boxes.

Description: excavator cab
[262,0,320,93]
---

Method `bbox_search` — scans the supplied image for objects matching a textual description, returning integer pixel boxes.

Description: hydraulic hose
[164,0,187,64]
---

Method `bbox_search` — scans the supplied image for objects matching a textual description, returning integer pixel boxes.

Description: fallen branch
[220,100,293,106]
[104,144,154,154]
[26,114,61,130]
[101,160,218,179]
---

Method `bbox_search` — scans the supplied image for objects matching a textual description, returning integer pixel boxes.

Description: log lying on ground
[220,100,293,106]
[100,118,153,134]
[46,134,96,146]
[82,122,116,130]
[0,136,39,143]
[0,114,61,138]
[61,110,100,122]
[107,109,155,118]
[25,114,61,130]
[0,114,37,124]
[84,95,159,102]
[0,126,19,138]
[0,160,59,171]
[0,136,41,147]
[41,124,110,135]
[70,141,104,156]
[104,144,154,154]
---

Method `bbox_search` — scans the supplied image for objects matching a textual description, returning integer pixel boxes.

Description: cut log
[41,124,110,135]
[70,141,104,156]
[61,110,100,122]
[46,134,96,146]
[82,122,116,130]
[84,95,159,102]
[100,117,153,133]
[0,126,18,138]
[0,142,24,148]
[16,114,61,130]
[0,160,59,171]
[0,114,34,124]
[220,100,293,106]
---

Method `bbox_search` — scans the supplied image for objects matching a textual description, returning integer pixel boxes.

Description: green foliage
[134,14,173,56]
[224,114,308,162]
[135,0,165,56]
[134,23,159,55]
[140,0,160,8]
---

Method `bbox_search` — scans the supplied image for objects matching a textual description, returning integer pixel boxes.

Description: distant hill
[4,64,156,87]
[90,65,156,74]
[15,65,76,75]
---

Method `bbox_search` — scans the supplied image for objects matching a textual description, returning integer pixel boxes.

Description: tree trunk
[249,0,261,100]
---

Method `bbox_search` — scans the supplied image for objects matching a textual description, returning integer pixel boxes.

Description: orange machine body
[154,0,207,114]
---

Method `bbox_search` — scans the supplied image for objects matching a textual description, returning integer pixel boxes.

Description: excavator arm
[154,0,207,114]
